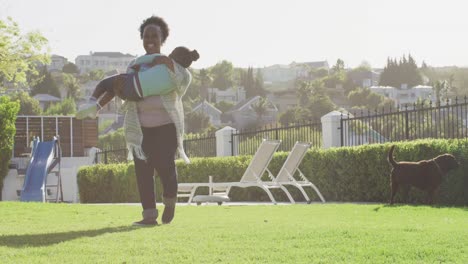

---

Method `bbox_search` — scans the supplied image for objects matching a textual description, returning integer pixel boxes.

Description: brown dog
[388,145,458,205]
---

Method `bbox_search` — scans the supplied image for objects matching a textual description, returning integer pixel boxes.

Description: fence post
[405,110,409,140]
[215,126,238,157]
[321,111,342,149]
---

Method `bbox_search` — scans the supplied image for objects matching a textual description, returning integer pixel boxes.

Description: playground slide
[20,139,57,202]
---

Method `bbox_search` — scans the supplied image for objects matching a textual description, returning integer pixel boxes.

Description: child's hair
[169,47,200,68]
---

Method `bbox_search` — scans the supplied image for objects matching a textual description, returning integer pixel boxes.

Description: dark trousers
[133,123,178,210]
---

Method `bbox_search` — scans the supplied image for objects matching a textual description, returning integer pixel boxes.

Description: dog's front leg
[390,181,399,205]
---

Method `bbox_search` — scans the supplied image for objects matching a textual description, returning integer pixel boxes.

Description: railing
[95,147,128,164]
[340,97,468,146]
[231,121,322,155]
[183,133,217,158]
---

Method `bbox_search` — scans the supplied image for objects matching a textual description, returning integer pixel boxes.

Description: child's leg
[97,91,115,110]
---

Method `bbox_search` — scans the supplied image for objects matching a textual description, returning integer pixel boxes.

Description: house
[267,91,298,114]
[32,94,61,110]
[348,70,381,88]
[224,96,278,129]
[261,61,329,83]
[370,85,435,106]
[207,87,246,104]
[191,100,223,127]
[48,55,69,72]
[75,52,136,74]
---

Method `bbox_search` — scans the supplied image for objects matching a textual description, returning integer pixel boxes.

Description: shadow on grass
[0,226,140,248]
[381,204,468,211]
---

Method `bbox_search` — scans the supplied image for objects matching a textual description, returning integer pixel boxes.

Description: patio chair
[267,141,325,203]
[177,139,293,204]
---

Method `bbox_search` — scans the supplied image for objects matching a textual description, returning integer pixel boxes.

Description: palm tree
[295,80,310,107]
[251,97,269,123]
[195,68,212,101]
[63,74,81,100]
[433,80,446,102]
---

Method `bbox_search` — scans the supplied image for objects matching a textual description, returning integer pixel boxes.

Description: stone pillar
[321,111,342,149]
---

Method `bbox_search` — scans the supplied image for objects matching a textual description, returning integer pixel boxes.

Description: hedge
[77,138,468,205]
[0,96,20,200]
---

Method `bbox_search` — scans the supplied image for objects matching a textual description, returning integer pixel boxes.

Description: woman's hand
[151,56,175,72]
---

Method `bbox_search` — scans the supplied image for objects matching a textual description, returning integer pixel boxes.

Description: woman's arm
[150,56,174,72]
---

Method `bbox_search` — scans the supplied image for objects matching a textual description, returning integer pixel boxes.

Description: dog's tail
[388,145,397,167]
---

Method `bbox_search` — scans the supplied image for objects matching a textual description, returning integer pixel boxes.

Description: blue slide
[20,137,60,202]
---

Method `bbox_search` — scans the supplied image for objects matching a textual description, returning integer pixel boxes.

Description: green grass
[0,202,466,263]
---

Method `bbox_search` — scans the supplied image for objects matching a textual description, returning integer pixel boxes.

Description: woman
[125,16,193,226]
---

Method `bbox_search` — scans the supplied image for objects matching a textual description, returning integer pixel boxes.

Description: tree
[433,80,447,102]
[278,108,297,126]
[307,94,335,121]
[31,66,61,98]
[88,69,105,81]
[197,68,212,100]
[0,17,50,87]
[43,97,76,116]
[185,111,212,133]
[241,67,255,98]
[295,80,311,107]
[379,54,422,88]
[210,60,234,90]
[62,62,80,74]
[214,100,234,113]
[331,59,345,74]
[63,73,81,99]
[250,97,269,123]
[8,91,42,115]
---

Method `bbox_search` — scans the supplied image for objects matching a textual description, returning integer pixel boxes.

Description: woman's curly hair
[139,16,169,44]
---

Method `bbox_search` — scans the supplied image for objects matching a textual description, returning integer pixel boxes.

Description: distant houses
[32,94,61,111]
[75,52,136,74]
[261,61,329,83]
[370,85,435,106]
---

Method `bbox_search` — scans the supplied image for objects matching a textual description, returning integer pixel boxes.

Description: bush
[98,128,125,149]
[77,138,468,205]
[0,96,20,199]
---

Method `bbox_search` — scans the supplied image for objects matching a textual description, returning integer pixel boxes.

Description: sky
[1,0,468,69]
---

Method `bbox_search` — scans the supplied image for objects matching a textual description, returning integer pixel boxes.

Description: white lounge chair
[267,141,325,203]
[178,139,293,204]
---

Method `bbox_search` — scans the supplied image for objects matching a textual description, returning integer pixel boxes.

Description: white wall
[4,156,96,203]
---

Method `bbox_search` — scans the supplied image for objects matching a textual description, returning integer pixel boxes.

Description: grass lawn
[0,202,466,263]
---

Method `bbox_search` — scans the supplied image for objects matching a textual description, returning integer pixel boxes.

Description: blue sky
[1,0,467,69]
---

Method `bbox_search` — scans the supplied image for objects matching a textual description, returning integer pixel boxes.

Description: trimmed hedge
[0,96,20,200]
[77,138,468,205]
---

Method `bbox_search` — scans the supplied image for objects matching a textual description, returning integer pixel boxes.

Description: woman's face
[142,24,162,54]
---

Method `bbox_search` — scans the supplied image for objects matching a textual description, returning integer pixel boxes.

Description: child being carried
[76,46,199,119]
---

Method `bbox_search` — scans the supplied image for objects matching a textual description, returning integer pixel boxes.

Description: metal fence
[96,97,468,163]
[183,133,217,158]
[94,121,322,163]
[231,121,322,155]
[340,97,468,146]
[95,147,128,164]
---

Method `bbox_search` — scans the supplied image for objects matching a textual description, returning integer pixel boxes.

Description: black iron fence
[231,121,322,155]
[94,121,322,163]
[183,133,217,158]
[96,97,468,163]
[340,97,468,146]
[95,147,127,164]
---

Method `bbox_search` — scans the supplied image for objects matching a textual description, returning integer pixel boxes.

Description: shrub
[0,96,20,199]
[77,138,468,205]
